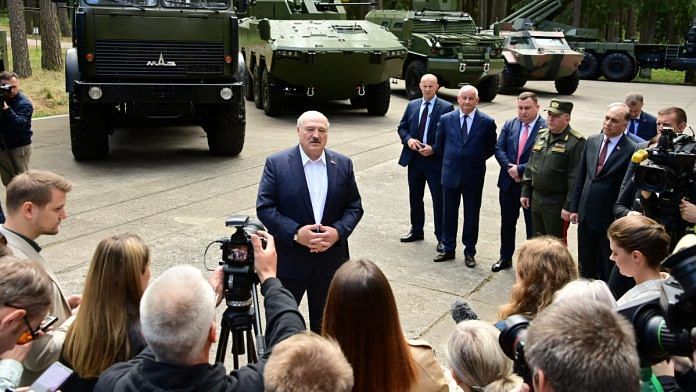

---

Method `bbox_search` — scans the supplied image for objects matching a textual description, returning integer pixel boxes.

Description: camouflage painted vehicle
[496,27,583,95]
[239,0,407,116]
[365,0,505,101]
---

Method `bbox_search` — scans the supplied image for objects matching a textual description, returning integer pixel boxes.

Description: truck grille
[95,40,224,77]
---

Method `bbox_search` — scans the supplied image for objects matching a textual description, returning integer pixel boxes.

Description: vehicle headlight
[220,87,233,100]
[88,86,102,100]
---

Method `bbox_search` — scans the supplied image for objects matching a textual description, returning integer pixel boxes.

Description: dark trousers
[407,156,443,240]
[280,275,332,334]
[442,183,483,256]
[499,185,532,260]
[530,192,567,242]
[577,222,612,280]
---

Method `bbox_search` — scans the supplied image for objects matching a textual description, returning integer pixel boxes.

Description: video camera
[219,215,265,310]
[0,83,11,106]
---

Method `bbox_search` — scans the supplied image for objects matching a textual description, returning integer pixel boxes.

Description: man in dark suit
[256,111,364,333]
[569,103,637,282]
[624,93,657,142]
[432,85,497,266]
[397,74,453,251]
[493,92,546,272]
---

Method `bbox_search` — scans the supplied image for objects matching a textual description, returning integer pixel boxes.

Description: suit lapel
[322,150,337,225]
[289,146,315,220]
[511,119,521,159]
[462,111,481,148]
[599,134,629,177]
[411,99,423,136]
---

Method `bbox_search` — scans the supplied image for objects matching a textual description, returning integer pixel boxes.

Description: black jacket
[93,278,305,392]
[0,91,33,150]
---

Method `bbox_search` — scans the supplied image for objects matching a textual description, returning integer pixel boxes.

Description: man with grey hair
[517,298,640,392]
[94,232,306,391]
[433,85,497,266]
[625,92,657,142]
[569,103,636,284]
[257,110,363,333]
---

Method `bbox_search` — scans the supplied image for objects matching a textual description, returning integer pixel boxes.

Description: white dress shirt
[300,147,328,224]
[419,96,436,143]
[460,108,476,131]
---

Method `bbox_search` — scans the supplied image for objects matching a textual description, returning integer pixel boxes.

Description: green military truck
[62,0,246,160]
[366,0,504,101]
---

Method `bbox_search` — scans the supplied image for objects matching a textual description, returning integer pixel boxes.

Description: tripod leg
[232,330,243,370]
[215,323,230,364]
[246,329,257,363]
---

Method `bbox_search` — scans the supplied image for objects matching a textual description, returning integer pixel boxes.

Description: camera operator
[512,298,640,392]
[0,71,32,188]
[614,107,692,250]
[94,231,306,392]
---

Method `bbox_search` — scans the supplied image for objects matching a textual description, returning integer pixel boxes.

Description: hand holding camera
[252,230,276,284]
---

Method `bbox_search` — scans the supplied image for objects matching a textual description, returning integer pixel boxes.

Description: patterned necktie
[461,114,468,138]
[517,123,530,164]
[418,101,430,144]
[596,137,610,174]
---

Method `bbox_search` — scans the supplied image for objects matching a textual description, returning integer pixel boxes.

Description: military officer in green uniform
[520,99,585,241]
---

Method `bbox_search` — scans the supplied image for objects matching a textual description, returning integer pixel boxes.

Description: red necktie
[596,137,610,174]
[517,123,530,164]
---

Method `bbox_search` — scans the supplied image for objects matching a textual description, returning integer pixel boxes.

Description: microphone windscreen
[450,299,479,323]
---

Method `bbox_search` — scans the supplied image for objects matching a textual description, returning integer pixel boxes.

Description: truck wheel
[477,75,499,102]
[555,72,579,95]
[204,103,245,156]
[404,60,427,100]
[262,68,283,117]
[577,52,600,80]
[69,94,109,160]
[244,69,255,101]
[350,96,367,108]
[366,80,390,116]
[253,67,264,109]
[601,52,635,82]
[499,64,524,94]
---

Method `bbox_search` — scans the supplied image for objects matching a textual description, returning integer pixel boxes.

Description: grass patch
[635,69,689,85]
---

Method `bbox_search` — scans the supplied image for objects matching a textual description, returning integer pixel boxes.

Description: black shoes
[433,252,455,262]
[436,241,444,253]
[491,258,512,272]
[465,255,476,268]
[400,232,424,242]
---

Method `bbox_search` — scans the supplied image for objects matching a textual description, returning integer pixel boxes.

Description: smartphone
[30,362,73,392]
[38,315,59,333]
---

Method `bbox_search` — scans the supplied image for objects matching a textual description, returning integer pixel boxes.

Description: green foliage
[635,69,690,85]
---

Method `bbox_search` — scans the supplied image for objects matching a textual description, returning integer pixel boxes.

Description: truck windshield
[162,0,229,9]
[85,0,157,7]
[532,38,570,49]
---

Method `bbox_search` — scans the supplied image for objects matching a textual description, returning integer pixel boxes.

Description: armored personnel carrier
[365,0,504,101]
[495,24,583,95]
[239,0,407,116]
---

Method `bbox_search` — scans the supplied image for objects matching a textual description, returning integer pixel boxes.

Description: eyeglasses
[4,304,42,344]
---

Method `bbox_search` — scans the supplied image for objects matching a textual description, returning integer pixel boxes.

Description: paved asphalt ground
[18,79,696,369]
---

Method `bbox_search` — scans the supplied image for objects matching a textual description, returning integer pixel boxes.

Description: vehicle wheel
[202,102,246,156]
[262,68,283,117]
[244,69,255,101]
[253,67,263,109]
[366,81,390,116]
[555,72,580,95]
[477,75,499,102]
[350,96,367,108]
[69,93,109,160]
[499,64,519,94]
[600,52,636,82]
[577,52,600,80]
[404,60,427,100]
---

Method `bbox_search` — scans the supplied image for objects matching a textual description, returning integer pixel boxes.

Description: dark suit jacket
[494,116,547,192]
[629,111,657,142]
[433,108,497,190]
[256,146,364,279]
[397,96,453,167]
[570,133,637,230]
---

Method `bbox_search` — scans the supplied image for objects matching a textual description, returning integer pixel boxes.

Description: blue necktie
[461,115,468,138]
[418,101,430,144]
[632,119,639,135]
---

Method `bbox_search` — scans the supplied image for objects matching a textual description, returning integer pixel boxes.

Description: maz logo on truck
[146,53,177,67]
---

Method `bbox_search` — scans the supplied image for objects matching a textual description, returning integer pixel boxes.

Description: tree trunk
[626,7,635,40]
[58,6,72,37]
[8,0,32,77]
[491,0,506,26]
[39,0,64,70]
[686,69,696,84]
[572,0,582,26]
[479,0,488,28]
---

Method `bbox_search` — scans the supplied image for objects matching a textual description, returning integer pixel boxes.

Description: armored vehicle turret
[365,0,504,101]
[239,0,407,116]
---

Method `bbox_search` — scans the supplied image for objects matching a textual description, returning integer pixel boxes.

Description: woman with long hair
[322,259,448,392]
[447,320,521,392]
[607,215,670,306]
[61,233,151,391]
[498,236,578,321]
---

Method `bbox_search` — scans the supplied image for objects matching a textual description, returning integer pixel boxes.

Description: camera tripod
[215,282,266,369]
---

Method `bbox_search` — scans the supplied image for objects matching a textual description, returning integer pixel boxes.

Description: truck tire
[366,80,390,116]
[350,96,367,108]
[244,69,255,101]
[601,52,635,82]
[404,60,427,100]
[262,68,283,117]
[204,103,245,156]
[477,75,499,102]
[69,93,109,160]
[499,65,525,94]
[253,67,264,109]
[577,52,600,80]
[555,72,579,95]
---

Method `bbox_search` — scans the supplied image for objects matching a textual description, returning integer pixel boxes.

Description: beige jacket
[409,340,449,392]
[0,225,74,385]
